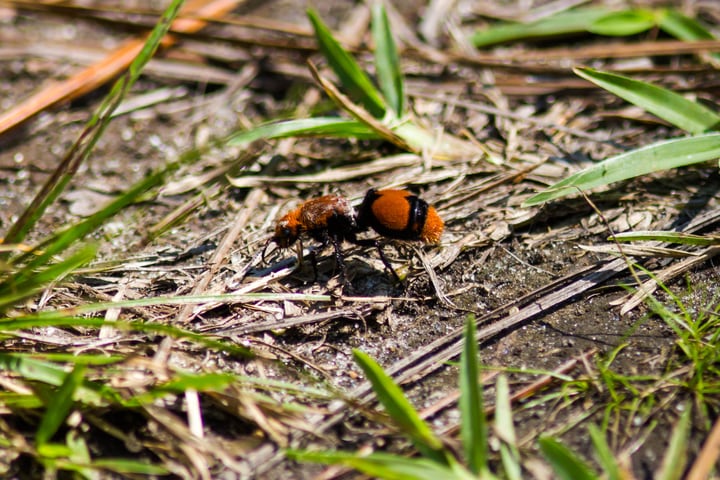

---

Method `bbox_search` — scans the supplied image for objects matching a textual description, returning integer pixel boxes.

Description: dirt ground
[1,0,720,478]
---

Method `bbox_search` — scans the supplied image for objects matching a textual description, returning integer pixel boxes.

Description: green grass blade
[0,354,112,406]
[471,7,610,47]
[0,244,96,313]
[538,436,597,480]
[523,133,720,205]
[587,9,657,36]
[0,392,44,409]
[659,9,720,64]
[588,9,657,37]
[1,0,185,248]
[130,372,237,404]
[659,9,715,40]
[287,450,474,480]
[352,350,447,464]
[610,231,720,245]
[12,168,167,271]
[0,315,253,359]
[656,407,691,480]
[87,458,169,475]
[64,431,93,478]
[226,117,380,145]
[588,424,621,480]
[495,375,522,480]
[574,67,720,134]
[37,444,73,458]
[0,354,86,388]
[307,8,386,118]
[459,315,488,474]
[55,457,170,476]
[371,3,405,116]
[19,353,124,365]
[35,365,87,447]
[0,292,329,320]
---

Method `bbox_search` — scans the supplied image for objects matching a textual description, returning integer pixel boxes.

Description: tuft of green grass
[483,9,720,208]
[0,0,194,316]
[307,8,387,119]
[227,5,477,161]
[645,283,720,413]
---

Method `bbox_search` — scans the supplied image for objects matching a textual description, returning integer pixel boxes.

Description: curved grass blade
[0,354,114,406]
[392,122,480,161]
[588,424,621,480]
[574,67,720,134]
[655,407,691,480]
[538,436,597,480]
[307,8,386,118]
[35,365,87,448]
[524,133,720,205]
[587,9,657,36]
[227,117,380,146]
[658,9,720,65]
[0,315,253,359]
[495,375,521,480]
[286,450,475,480]
[610,231,720,245]
[471,7,610,47]
[0,244,97,313]
[59,458,169,475]
[10,168,168,271]
[459,315,488,474]
[352,350,448,464]
[372,3,405,116]
[659,9,714,40]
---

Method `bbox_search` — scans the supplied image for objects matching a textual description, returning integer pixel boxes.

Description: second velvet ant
[264,188,444,281]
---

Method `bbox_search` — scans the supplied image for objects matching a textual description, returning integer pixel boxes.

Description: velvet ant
[265,189,443,281]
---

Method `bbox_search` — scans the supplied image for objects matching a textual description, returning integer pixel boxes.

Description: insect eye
[275,227,297,247]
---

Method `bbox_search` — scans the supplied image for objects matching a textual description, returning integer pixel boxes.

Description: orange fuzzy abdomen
[420,206,443,243]
[369,190,413,232]
[358,189,444,243]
